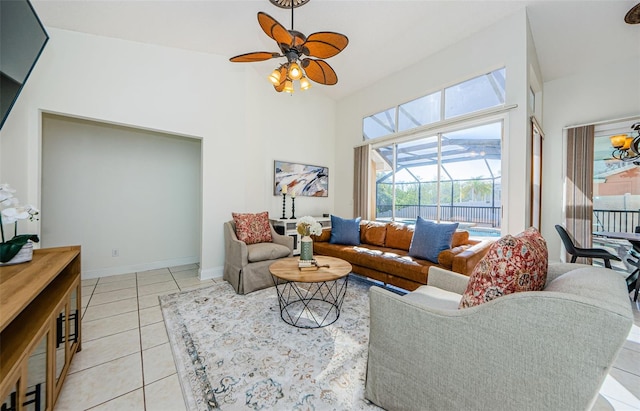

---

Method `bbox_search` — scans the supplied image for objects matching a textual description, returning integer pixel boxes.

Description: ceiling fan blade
[258,12,293,47]
[229,51,280,62]
[302,32,349,59]
[301,58,338,85]
[273,65,288,92]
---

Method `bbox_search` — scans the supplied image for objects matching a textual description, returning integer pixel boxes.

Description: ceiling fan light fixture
[299,76,311,90]
[288,62,303,80]
[268,68,282,85]
[610,134,628,149]
[283,79,294,94]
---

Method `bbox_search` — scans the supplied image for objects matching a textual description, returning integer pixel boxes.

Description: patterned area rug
[159,276,382,411]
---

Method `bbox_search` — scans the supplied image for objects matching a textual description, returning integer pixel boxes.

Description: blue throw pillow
[329,215,361,245]
[409,216,459,263]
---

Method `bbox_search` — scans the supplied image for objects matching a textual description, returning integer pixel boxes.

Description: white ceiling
[30,0,640,100]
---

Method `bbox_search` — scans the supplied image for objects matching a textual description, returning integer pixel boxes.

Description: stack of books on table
[298,259,318,271]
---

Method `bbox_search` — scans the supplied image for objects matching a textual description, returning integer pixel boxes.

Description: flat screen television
[0,0,49,130]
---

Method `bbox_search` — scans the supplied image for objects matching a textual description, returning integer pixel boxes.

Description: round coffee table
[269,256,352,328]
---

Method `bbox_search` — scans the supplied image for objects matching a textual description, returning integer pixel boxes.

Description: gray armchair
[365,263,633,411]
[223,220,293,294]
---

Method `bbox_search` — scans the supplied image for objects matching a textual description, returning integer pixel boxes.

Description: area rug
[159,276,382,411]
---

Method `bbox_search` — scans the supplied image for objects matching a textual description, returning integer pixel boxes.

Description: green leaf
[0,234,40,263]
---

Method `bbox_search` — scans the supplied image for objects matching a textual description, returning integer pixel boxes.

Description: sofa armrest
[312,227,331,243]
[426,266,470,294]
[546,262,591,284]
[270,225,294,254]
[451,239,493,275]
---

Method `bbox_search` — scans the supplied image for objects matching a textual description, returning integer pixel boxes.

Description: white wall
[41,113,202,278]
[0,28,337,279]
[334,10,531,234]
[542,56,640,262]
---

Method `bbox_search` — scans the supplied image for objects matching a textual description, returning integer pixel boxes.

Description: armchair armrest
[223,221,249,267]
[426,266,469,294]
[270,225,294,254]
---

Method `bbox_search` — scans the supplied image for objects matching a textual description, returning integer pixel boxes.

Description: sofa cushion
[232,211,272,245]
[246,242,290,263]
[403,285,462,310]
[330,215,361,245]
[437,244,473,269]
[361,221,387,246]
[409,217,459,263]
[385,222,414,251]
[451,230,470,248]
[459,227,548,308]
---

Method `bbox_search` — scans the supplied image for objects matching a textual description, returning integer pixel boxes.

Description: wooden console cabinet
[0,246,81,411]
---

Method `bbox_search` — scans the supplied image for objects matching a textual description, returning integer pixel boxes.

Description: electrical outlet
[112,249,119,257]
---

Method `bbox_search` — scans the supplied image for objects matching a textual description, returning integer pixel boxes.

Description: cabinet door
[23,332,48,411]
[1,378,18,411]
[67,287,79,354]
[54,303,66,386]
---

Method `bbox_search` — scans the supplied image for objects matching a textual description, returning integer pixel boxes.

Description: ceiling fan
[229,0,348,94]
[625,2,640,24]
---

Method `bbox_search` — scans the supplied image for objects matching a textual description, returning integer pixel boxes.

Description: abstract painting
[274,160,328,197]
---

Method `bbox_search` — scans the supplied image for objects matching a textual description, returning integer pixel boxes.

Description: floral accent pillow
[459,227,548,309]
[232,211,272,245]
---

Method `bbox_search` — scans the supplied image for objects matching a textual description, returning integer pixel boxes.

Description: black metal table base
[272,275,349,328]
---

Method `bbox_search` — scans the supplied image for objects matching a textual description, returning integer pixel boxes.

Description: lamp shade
[268,69,281,85]
[299,76,311,90]
[610,134,628,149]
[283,80,294,93]
[288,63,303,80]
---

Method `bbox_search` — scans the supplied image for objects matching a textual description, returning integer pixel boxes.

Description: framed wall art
[274,160,329,197]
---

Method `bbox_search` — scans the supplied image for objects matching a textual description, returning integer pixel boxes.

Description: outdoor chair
[555,224,621,269]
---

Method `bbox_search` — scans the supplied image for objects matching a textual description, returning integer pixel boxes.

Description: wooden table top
[269,256,352,283]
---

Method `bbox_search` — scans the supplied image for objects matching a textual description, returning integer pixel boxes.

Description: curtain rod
[563,114,640,130]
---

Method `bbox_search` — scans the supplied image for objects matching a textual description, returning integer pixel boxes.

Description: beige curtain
[354,145,370,219]
[565,125,595,264]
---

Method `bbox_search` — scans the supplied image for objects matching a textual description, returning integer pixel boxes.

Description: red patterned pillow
[459,227,548,308]
[232,212,273,245]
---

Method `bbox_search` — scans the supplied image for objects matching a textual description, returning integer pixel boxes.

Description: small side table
[269,256,352,328]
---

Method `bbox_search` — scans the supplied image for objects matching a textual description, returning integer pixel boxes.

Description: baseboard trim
[200,266,223,280]
[82,256,200,279]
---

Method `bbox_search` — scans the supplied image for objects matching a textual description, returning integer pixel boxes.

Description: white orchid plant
[0,183,40,262]
[296,216,323,237]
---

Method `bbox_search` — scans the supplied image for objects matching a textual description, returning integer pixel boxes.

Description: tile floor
[53,265,640,410]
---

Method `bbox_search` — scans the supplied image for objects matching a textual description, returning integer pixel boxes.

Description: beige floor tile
[591,395,615,411]
[171,269,199,280]
[89,287,138,306]
[169,263,199,273]
[138,280,178,297]
[139,305,163,327]
[55,353,143,411]
[608,367,640,400]
[140,321,168,350]
[69,329,140,374]
[612,347,640,377]
[144,374,187,411]
[138,293,162,309]
[82,285,95,299]
[86,389,145,411]
[137,268,170,278]
[179,282,216,292]
[98,272,136,284]
[175,276,212,289]
[83,297,138,322]
[93,278,137,294]
[82,311,139,342]
[137,272,173,286]
[143,343,177,384]
[82,278,98,286]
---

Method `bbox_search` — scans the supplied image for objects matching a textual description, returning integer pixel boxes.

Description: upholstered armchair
[223,220,293,294]
[365,263,633,411]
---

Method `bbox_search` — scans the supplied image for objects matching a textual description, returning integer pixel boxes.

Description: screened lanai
[374,121,502,236]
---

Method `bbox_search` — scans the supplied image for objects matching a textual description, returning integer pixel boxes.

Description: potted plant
[296,216,323,261]
[0,183,40,265]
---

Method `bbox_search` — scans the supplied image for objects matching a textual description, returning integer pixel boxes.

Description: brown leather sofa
[312,220,493,291]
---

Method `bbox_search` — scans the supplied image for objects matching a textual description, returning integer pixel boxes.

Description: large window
[363,68,506,141]
[374,121,502,237]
